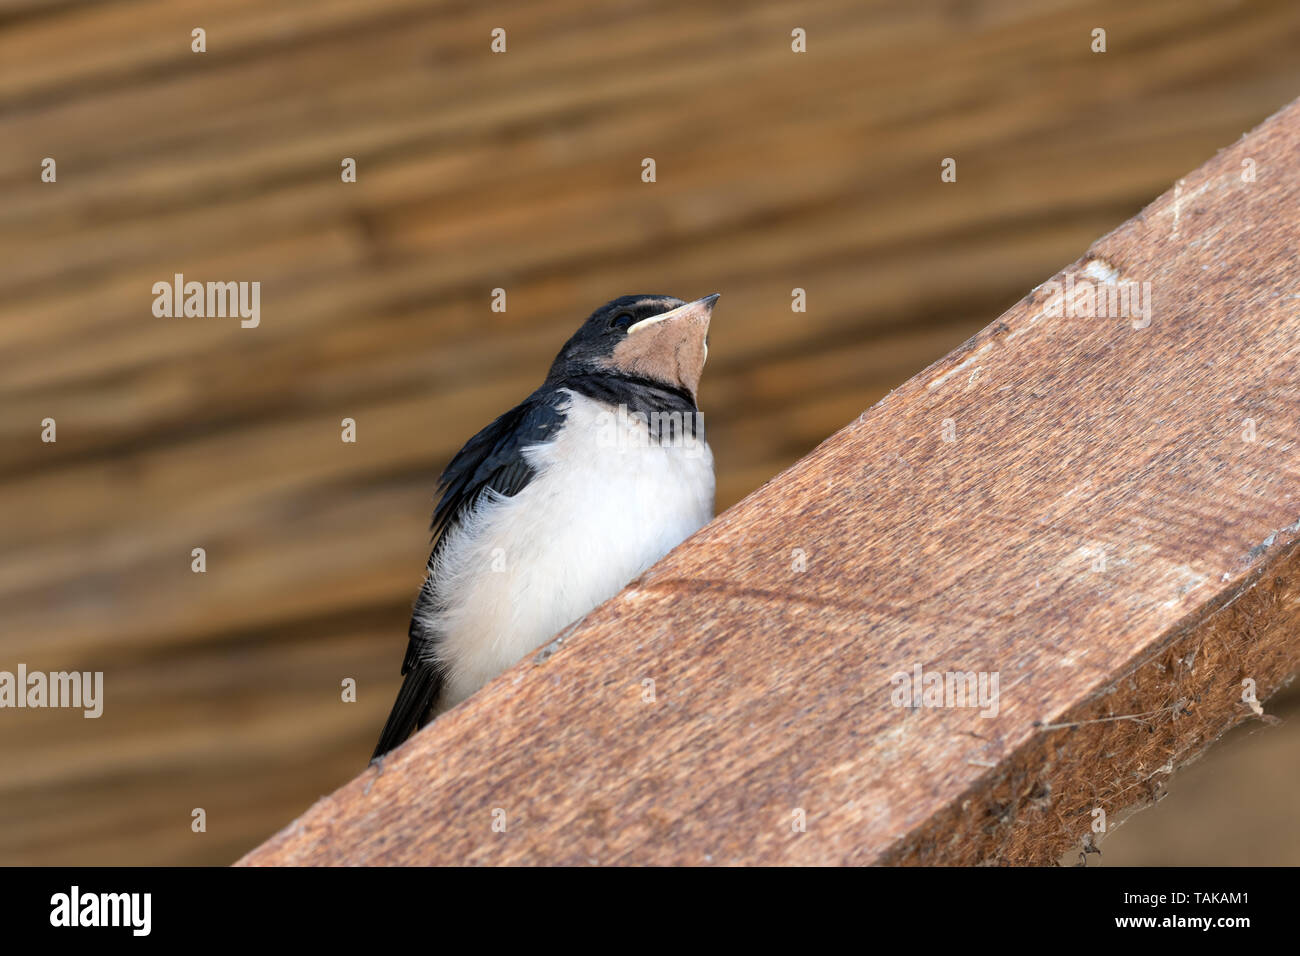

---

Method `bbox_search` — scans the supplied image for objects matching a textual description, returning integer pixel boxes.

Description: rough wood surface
[239,97,1300,866]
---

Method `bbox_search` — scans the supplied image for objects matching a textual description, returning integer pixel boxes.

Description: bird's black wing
[371,390,566,759]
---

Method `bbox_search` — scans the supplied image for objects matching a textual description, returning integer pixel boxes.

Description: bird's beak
[626,293,720,336]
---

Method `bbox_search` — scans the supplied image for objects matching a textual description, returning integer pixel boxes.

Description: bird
[372,293,719,759]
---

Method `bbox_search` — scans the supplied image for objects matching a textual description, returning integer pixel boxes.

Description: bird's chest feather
[428,391,714,706]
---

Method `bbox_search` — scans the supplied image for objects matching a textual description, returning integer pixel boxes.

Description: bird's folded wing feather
[372,390,566,758]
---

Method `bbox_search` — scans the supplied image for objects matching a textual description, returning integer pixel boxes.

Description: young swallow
[373,293,719,758]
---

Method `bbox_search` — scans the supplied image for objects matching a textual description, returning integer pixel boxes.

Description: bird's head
[548,293,719,401]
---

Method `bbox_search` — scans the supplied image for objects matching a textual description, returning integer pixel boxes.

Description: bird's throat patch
[604,313,709,397]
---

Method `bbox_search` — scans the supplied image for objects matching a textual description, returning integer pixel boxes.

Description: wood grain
[240,95,1300,866]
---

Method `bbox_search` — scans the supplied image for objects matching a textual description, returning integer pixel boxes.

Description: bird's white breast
[423,390,714,710]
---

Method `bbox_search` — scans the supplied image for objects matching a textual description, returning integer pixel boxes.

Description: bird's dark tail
[371,663,441,760]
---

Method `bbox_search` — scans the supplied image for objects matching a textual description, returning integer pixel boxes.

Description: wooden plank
[240,96,1300,866]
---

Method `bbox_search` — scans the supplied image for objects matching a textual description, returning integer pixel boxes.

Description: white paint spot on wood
[926,342,993,390]
[1082,257,1120,284]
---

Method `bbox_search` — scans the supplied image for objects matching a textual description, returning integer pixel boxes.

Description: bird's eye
[610,311,637,331]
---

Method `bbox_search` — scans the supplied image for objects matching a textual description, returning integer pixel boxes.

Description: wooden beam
[238,97,1300,866]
